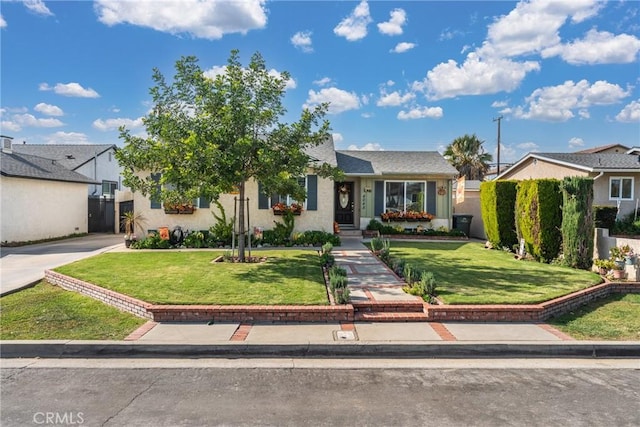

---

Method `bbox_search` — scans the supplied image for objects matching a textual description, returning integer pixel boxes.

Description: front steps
[352,300,429,322]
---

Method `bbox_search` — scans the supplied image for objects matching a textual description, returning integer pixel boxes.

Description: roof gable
[10,144,116,170]
[0,151,98,184]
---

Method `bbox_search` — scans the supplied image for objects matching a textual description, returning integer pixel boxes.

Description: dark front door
[334,182,354,225]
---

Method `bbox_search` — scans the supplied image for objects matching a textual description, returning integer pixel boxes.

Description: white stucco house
[496,149,640,219]
[0,139,98,243]
[131,137,459,236]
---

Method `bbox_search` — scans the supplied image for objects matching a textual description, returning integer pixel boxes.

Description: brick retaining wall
[45,270,638,323]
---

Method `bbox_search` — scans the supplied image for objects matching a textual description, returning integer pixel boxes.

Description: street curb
[2,341,639,359]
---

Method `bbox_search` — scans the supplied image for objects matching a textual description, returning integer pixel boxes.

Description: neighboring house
[0,140,98,243]
[575,143,629,154]
[496,150,640,218]
[132,137,459,236]
[11,141,126,232]
[10,143,124,198]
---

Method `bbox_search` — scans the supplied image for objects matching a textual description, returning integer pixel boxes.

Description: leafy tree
[444,134,493,180]
[116,50,342,261]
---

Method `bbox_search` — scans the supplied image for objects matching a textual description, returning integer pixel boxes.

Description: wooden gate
[88,197,115,233]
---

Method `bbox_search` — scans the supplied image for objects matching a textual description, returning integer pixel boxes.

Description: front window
[273,177,307,207]
[609,177,634,200]
[102,180,118,197]
[385,181,425,213]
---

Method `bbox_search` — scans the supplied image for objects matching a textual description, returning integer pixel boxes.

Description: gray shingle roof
[304,137,338,167]
[0,151,98,184]
[535,152,640,171]
[10,144,115,170]
[336,150,458,176]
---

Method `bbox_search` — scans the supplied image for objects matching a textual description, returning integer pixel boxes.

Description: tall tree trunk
[237,181,246,262]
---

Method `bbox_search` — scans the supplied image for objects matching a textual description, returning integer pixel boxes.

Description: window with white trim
[384,181,426,212]
[609,177,634,200]
[102,180,118,197]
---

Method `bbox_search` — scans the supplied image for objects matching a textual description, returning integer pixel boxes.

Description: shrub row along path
[335,237,419,303]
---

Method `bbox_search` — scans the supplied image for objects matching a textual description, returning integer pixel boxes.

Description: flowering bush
[272,202,303,214]
[381,211,434,222]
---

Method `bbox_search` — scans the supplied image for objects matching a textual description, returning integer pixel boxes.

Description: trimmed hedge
[515,179,562,262]
[593,205,618,230]
[480,180,518,248]
[560,177,594,270]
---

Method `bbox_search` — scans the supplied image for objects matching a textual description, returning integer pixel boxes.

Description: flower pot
[598,267,608,276]
[125,239,132,248]
[625,256,635,265]
[612,269,626,280]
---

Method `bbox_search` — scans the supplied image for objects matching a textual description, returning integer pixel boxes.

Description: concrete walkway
[0,233,123,296]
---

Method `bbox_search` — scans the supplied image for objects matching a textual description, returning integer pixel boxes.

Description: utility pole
[493,116,503,176]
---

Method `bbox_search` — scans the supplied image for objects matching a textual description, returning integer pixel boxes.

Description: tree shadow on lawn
[223,252,325,285]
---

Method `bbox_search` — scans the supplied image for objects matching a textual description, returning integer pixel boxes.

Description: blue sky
[1,0,639,164]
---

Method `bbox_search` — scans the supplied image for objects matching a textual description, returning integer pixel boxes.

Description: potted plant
[611,261,626,280]
[593,259,614,276]
[122,211,145,248]
[609,244,631,270]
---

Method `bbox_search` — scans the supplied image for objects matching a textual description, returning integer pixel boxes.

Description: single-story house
[0,139,98,243]
[496,149,640,218]
[132,137,459,236]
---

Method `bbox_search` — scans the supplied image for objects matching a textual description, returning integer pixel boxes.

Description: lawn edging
[45,270,639,323]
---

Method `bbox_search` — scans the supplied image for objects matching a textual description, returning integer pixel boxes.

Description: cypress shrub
[560,177,594,269]
[515,179,563,262]
[480,180,518,249]
[593,205,618,230]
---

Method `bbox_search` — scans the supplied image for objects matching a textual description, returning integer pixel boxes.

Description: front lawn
[0,282,146,340]
[388,241,602,304]
[549,293,640,340]
[54,250,328,305]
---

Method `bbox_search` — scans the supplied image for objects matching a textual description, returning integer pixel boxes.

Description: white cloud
[390,42,416,54]
[269,69,296,90]
[347,143,384,151]
[334,0,372,41]
[291,31,313,53]
[93,117,144,131]
[304,88,361,114]
[376,90,415,107]
[397,106,443,120]
[517,142,539,151]
[45,131,90,145]
[491,100,508,108]
[39,82,100,98]
[13,113,64,128]
[513,79,630,122]
[313,77,332,87]
[495,143,517,163]
[439,28,464,41]
[481,0,603,59]
[1,120,21,132]
[361,112,373,119]
[616,99,640,123]
[542,29,640,65]
[568,137,585,148]
[95,0,267,40]
[34,103,63,116]
[377,8,406,36]
[0,15,7,28]
[332,133,343,144]
[421,53,540,100]
[23,0,54,16]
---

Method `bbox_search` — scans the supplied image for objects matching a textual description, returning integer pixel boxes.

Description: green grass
[54,250,328,305]
[388,241,602,304]
[0,282,146,340]
[549,294,640,340]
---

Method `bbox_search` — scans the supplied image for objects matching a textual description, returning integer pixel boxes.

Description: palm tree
[444,134,493,180]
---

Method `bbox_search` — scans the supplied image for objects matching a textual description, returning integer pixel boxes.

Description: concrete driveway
[1,233,124,296]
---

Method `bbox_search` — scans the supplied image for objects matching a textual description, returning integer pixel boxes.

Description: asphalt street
[1,360,639,427]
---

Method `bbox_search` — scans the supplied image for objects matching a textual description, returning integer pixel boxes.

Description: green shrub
[480,180,518,249]
[370,237,385,251]
[319,251,335,267]
[321,242,333,254]
[593,205,618,230]
[208,200,234,246]
[132,233,171,249]
[515,179,562,262]
[560,177,594,270]
[184,230,206,248]
[367,219,384,231]
[328,266,350,304]
[612,209,640,236]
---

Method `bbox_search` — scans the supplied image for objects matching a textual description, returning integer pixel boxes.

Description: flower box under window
[272,202,303,216]
[164,204,196,214]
